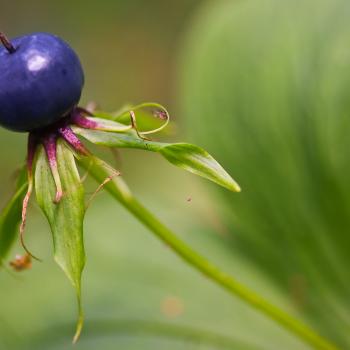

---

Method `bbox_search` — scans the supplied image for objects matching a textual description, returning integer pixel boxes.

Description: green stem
[82,155,338,350]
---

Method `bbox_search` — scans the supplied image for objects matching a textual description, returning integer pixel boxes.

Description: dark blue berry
[0,32,84,132]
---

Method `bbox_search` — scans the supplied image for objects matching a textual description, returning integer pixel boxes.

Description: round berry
[0,32,84,132]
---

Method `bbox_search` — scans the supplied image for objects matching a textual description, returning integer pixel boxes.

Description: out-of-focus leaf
[73,127,240,192]
[26,319,262,350]
[0,173,27,265]
[180,0,350,348]
[34,141,85,342]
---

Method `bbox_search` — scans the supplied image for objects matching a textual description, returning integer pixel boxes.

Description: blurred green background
[1,0,350,349]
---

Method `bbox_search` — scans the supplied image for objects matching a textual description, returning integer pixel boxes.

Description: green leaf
[0,171,27,265]
[34,140,85,342]
[73,127,240,192]
[72,126,156,150]
[159,143,241,192]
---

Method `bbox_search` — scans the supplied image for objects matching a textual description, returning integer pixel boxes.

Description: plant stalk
[82,156,338,350]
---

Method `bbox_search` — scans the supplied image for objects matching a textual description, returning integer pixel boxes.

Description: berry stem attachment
[0,32,16,54]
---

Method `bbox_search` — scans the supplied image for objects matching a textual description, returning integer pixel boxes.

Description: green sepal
[0,168,27,265]
[159,143,240,192]
[34,140,85,343]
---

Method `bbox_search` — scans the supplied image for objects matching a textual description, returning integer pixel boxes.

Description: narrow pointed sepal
[35,140,86,342]
[43,134,63,204]
[20,133,41,261]
[74,126,241,192]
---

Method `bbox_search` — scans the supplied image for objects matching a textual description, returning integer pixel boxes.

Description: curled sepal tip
[93,102,171,136]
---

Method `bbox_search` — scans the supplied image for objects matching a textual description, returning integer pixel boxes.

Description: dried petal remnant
[9,254,32,271]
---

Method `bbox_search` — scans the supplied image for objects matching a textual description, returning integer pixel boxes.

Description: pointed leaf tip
[73,299,84,344]
[159,143,241,192]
